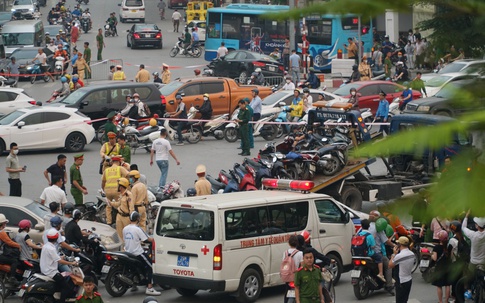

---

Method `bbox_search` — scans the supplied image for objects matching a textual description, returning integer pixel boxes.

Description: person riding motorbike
[122,211,161,295]
[64,209,89,247]
[15,220,43,262]
[190,27,200,53]
[106,12,118,36]
[182,28,191,54]
[120,94,134,116]
[56,76,70,97]
[251,68,265,85]
[54,44,69,71]
[303,67,319,88]
[71,4,82,18]
[81,8,92,29]
[0,214,21,286]
[153,72,162,83]
[198,93,213,122]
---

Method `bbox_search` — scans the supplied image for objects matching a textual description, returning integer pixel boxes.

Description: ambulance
[152,179,355,302]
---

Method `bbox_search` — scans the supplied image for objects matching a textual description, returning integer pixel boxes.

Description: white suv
[119,0,145,23]
[11,0,36,18]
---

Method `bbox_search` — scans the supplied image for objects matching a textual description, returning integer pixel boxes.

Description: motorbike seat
[246,158,262,169]
[206,175,225,189]
[4,79,16,86]
[138,126,159,136]
[33,273,55,282]
[316,145,337,157]
[0,264,11,272]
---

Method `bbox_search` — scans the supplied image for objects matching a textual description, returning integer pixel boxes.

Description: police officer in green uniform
[76,276,103,303]
[294,248,325,303]
[236,99,251,156]
[117,134,131,164]
[103,111,118,142]
[70,154,87,206]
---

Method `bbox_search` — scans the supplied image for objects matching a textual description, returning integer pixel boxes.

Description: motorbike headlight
[26,66,33,70]
[417,105,430,112]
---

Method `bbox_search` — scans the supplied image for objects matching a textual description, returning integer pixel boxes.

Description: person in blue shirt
[359,219,386,282]
[374,91,390,134]
[303,67,319,88]
[399,84,413,111]
[190,28,199,53]
[72,5,82,18]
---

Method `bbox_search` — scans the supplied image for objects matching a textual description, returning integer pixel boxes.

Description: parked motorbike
[0,259,39,298]
[29,63,50,84]
[206,174,226,194]
[81,17,90,33]
[104,23,115,37]
[162,106,201,144]
[243,157,272,188]
[218,169,239,193]
[224,108,277,142]
[21,255,84,302]
[169,37,202,58]
[0,75,16,87]
[147,180,184,202]
[233,163,258,191]
[419,242,436,282]
[102,242,156,297]
[351,256,386,299]
[124,124,161,152]
[195,113,228,140]
[310,142,349,176]
[79,191,107,223]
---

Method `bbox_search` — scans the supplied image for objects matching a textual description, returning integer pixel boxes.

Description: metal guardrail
[86,59,123,82]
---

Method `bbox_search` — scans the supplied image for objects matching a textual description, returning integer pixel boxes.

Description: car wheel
[236,268,262,303]
[434,110,451,117]
[65,132,86,152]
[127,38,131,47]
[326,253,343,284]
[238,70,248,84]
[340,185,362,210]
[130,40,136,49]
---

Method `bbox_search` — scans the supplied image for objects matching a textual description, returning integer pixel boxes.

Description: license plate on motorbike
[286,289,295,298]
[18,289,25,297]
[269,66,276,72]
[23,270,31,278]
[101,265,110,273]
[420,260,429,267]
[177,255,190,267]
[310,163,316,172]
[350,270,361,278]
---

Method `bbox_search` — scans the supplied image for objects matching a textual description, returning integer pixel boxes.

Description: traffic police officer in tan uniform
[128,170,148,231]
[106,177,134,239]
[99,132,120,173]
[101,156,129,226]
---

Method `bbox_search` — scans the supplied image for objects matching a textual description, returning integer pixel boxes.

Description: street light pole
[289,0,296,52]
[357,16,362,64]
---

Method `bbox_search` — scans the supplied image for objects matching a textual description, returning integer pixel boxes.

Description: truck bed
[310,158,373,192]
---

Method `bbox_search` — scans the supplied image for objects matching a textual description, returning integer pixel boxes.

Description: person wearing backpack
[281,235,303,303]
[448,220,470,301]
[356,219,386,282]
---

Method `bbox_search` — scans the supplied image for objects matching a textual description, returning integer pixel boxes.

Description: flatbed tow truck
[304,103,461,210]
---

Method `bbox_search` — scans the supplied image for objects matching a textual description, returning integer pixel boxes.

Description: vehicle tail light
[106,254,113,261]
[160,95,166,105]
[252,61,265,67]
[28,101,36,105]
[213,244,222,270]
[279,65,285,72]
[155,32,162,39]
[133,33,140,39]
[122,7,129,10]
[288,281,295,288]
[139,7,145,10]
[421,248,430,253]
[353,259,361,266]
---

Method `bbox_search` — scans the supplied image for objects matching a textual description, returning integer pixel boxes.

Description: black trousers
[0,254,18,276]
[53,273,71,303]
[136,252,153,283]
[8,178,21,197]
[396,280,412,303]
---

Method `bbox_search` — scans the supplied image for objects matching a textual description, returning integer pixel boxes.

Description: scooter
[162,106,201,144]
[21,255,84,302]
[81,17,90,33]
[350,256,386,299]
[0,259,39,298]
[195,113,228,140]
[124,124,161,153]
[206,174,226,194]
[233,163,258,191]
[79,191,107,223]
[218,169,239,193]
[419,242,436,283]
[0,76,16,87]
[29,62,50,84]
[243,157,272,188]
[224,109,277,142]
[54,56,65,79]
[169,37,202,58]
[148,180,184,202]
[104,23,115,37]
[275,105,292,138]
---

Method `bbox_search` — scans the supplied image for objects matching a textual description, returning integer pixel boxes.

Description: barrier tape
[0,71,64,77]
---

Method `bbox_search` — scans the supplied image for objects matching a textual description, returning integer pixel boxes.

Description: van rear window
[225,202,309,240]
[126,0,143,6]
[156,207,214,241]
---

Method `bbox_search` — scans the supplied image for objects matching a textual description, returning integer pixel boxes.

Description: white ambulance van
[152,180,355,303]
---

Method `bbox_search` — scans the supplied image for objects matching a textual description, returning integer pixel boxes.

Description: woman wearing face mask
[358,56,372,81]
[198,93,213,127]
[302,88,313,113]
[282,76,295,91]
[349,87,359,109]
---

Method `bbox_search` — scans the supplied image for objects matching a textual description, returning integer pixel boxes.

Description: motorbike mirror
[17,121,25,128]
[34,223,44,231]
[278,101,286,107]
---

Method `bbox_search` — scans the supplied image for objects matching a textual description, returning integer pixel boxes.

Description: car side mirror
[34,223,44,231]
[17,121,25,128]
[179,92,185,97]
[81,100,89,107]
[344,212,351,223]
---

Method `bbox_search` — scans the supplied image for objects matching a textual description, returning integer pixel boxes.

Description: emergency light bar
[261,178,314,191]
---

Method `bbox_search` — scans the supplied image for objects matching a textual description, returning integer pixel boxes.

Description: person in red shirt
[54,44,69,71]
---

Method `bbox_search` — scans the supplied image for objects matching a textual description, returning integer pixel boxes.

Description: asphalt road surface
[3,0,441,302]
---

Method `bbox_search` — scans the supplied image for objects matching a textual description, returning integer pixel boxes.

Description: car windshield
[333,83,362,96]
[9,49,38,61]
[425,75,452,87]
[262,91,289,106]
[159,81,184,96]
[438,62,466,74]
[135,24,158,31]
[59,89,86,105]
[156,207,214,241]
[125,0,143,6]
[435,82,460,98]
[0,110,24,125]
[25,202,50,218]
[2,33,34,46]
[13,0,31,5]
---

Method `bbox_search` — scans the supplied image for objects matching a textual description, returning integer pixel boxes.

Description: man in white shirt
[40,176,67,206]
[462,210,485,271]
[150,128,180,188]
[171,9,182,33]
[123,211,161,295]
[281,76,295,91]
[389,236,415,303]
[41,228,78,303]
[216,42,228,58]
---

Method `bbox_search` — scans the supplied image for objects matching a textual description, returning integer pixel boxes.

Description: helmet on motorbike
[50,216,63,228]
[300,230,311,243]
[186,188,196,197]
[46,229,59,240]
[118,178,130,188]
[194,69,201,76]
[129,211,140,222]
[128,170,140,179]
[123,117,130,125]
[18,219,32,230]
[449,220,462,233]
[149,118,157,127]
[73,209,82,220]
[61,76,67,83]
[143,297,158,303]
[64,203,75,214]
[437,230,449,242]
[375,218,388,232]
[385,224,394,237]
[152,72,159,77]
[303,87,310,93]
[65,74,71,81]
[255,67,262,73]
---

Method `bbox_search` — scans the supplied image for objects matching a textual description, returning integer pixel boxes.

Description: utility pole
[357,16,362,64]
[289,0,296,52]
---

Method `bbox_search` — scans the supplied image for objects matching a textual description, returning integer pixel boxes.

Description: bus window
[207,12,220,38]
[341,17,371,31]
[306,18,332,45]
[222,14,241,39]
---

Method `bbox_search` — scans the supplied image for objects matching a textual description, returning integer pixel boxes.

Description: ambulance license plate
[177,255,190,267]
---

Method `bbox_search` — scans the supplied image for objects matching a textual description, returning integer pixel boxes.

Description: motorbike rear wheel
[321,157,341,176]
[169,47,178,58]
[223,127,238,143]
[260,125,277,141]
[192,47,202,58]
[105,265,129,297]
[353,277,370,299]
[275,125,285,138]
[186,127,201,144]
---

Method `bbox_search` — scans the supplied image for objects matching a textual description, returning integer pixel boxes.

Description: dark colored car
[403,79,484,117]
[48,82,165,128]
[333,80,422,114]
[208,50,285,84]
[168,0,188,9]
[4,47,54,79]
[127,24,162,49]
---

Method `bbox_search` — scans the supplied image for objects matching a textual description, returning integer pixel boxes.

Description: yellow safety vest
[105,166,122,189]
[113,71,126,80]
[104,142,120,156]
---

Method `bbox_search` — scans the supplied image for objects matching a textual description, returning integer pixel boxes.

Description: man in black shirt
[44,154,67,192]
[64,209,88,247]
